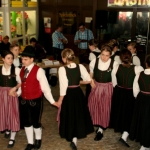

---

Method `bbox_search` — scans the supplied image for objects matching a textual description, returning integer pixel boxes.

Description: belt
[22,97,42,101]
[141,91,150,94]
[68,85,80,88]
[117,85,132,90]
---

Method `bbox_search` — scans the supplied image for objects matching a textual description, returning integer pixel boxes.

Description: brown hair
[10,43,20,51]
[3,35,9,40]
[145,54,150,68]
[101,45,112,55]
[120,49,132,66]
[107,39,119,50]
[61,48,75,64]
[127,42,136,49]
[88,39,99,47]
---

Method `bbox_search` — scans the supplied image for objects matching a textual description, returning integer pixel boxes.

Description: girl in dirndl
[129,55,150,150]
[0,50,21,148]
[88,45,118,141]
[110,49,143,147]
[57,48,94,150]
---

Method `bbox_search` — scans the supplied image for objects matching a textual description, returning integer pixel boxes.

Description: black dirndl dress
[58,65,94,141]
[109,65,136,133]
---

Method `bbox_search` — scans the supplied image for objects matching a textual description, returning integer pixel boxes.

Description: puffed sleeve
[111,64,119,87]
[133,74,140,98]
[134,66,144,75]
[58,66,68,96]
[89,58,96,73]
[79,64,91,81]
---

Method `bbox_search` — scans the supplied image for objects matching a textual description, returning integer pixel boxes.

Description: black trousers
[19,97,43,128]
[53,47,63,62]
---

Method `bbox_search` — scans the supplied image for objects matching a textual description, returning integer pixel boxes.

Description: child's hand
[91,79,96,88]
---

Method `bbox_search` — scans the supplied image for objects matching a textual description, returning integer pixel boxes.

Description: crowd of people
[0,22,150,150]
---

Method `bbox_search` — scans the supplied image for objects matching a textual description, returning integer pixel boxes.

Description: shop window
[25,11,36,35]
[0,12,3,34]
[25,0,37,7]
[10,0,23,7]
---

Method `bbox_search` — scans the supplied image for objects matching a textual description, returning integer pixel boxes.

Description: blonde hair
[127,42,136,49]
[61,48,75,64]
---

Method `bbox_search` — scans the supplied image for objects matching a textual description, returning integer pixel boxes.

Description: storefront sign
[108,0,150,7]
[58,11,77,34]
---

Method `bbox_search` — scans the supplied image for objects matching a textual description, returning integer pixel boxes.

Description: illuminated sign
[108,0,150,7]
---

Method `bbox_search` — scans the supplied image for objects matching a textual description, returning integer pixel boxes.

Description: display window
[0,12,3,34]
[25,0,37,7]
[10,0,23,7]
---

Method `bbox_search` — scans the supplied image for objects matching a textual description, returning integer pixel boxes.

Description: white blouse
[2,65,21,96]
[132,54,141,66]
[89,58,119,73]
[13,57,20,67]
[23,63,55,104]
[112,64,144,88]
[89,48,101,61]
[58,63,91,96]
[133,69,150,98]
[111,51,121,64]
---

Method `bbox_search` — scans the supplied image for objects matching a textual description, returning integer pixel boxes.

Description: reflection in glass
[25,0,37,7]
[0,12,3,34]
[10,0,23,7]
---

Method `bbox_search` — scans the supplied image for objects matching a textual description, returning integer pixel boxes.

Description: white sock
[6,131,10,134]
[121,131,129,142]
[24,126,34,144]
[9,131,16,144]
[34,127,42,140]
[72,137,77,146]
[98,127,103,134]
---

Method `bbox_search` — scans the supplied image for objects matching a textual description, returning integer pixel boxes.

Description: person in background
[85,39,101,104]
[0,50,21,148]
[52,23,68,61]
[88,45,118,141]
[0,35,11,55]
[10,44,22,68]
[107,39,121,64]
[127,42,141,66]
[57,48,94,150]
[74,22,94,64]
[129,55,150,150]
[88,39,101,62]
[30,37,46,63]
[9,45,58,150]
[110,49,143,147]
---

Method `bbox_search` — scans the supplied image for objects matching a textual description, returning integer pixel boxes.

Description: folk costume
[110,64,143,147]
[129,69,150,149]
[20,46,56,150]
[0,65,21,148]
[58,63,94,142]
[88,57,118,140]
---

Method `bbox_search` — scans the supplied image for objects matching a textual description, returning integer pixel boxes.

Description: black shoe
[119,137,130,147]
[7,140,15,148]
[25,144,34,150]
[94,132,103,141]
[34,140,41,150]
[4,132,10,139]
[70,142,77,150]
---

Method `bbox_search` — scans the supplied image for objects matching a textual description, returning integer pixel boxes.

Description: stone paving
[0,84,141,150]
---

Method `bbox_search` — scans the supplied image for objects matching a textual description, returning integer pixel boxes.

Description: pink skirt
[0,87,20,131]
[88,81,113,128]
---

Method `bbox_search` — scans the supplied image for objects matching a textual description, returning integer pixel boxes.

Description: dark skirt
[59,87,94,141]
[109,86,135,133]
[129,92,150,147]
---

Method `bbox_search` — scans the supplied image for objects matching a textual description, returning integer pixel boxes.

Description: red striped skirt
[0,87,20,131]
[88,81,113,128]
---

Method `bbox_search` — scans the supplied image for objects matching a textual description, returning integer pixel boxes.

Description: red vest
[20,65,42,99]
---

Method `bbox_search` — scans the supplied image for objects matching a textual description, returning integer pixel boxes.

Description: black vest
[65,65,81,86]
[94,58,114,83]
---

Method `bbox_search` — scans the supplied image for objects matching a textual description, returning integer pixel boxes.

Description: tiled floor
[0,84,141,150]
